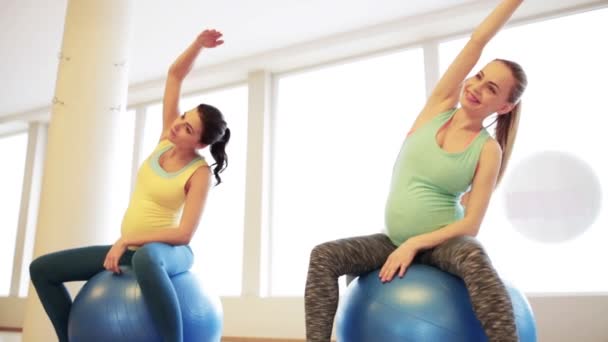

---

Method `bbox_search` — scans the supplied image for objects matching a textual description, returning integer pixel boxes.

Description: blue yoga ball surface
[68,267,223,342]
[336,264,537,342]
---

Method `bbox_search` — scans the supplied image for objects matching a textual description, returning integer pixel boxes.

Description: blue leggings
[29,243,193,342]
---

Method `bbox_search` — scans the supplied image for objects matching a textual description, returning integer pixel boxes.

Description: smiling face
[167,107,204,149]
[461,60,517,116]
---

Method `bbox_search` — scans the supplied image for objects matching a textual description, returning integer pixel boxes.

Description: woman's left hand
[103,238,128,274]
[460,191,471,207]
[379,241,418,283]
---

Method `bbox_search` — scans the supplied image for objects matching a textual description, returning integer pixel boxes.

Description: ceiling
[0,0,478,117]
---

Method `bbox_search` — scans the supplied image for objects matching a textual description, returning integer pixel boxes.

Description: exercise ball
[336,264,536,342]
[68,267,223,342]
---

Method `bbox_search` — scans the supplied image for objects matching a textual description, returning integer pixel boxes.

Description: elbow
[168,65,179,76]
[176,235,192,246]
[465,227,480,238]
[468,33,490,48]
[176,230,194,246]
[168,66,187,80]
[462,217,481,237]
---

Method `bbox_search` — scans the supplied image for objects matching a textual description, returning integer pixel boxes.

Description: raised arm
[160,29,224,141]
[411,0,524,131]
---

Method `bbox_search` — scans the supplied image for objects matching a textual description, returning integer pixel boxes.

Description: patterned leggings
[304,234,517,342]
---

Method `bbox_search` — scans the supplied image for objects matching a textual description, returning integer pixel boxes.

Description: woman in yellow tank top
[30,29,230,342]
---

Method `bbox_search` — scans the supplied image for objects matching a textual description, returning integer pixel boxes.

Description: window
[439,8,608,293]
[141,104,162,166]
[140,86,248,296]
[0,132,28,296]
[271,49,426,296]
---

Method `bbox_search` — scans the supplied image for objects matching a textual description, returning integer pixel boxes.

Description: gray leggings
[304,234,517,342]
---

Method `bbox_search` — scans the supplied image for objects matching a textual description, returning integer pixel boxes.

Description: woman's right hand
[196,29,224,49]
[103,239,128,274]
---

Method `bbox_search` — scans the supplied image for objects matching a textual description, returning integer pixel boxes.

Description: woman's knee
[132,243,169,270]
[430,236,490,270]
[309,241,340,266]
[309,241,349,278]
[446,235,485,252]
[446,236,491,265]
[131,243,194,276]
[29,254,55,281]
[29,256,46,281]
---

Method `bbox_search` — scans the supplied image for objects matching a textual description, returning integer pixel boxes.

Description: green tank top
[384,108,490,246]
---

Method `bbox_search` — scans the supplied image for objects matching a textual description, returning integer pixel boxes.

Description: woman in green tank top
[305,1,528,341]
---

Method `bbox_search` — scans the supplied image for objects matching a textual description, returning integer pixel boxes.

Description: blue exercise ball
[336,264,537,342]
[68,267,223,342]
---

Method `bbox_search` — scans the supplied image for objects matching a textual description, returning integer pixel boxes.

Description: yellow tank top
[121,139,207,238]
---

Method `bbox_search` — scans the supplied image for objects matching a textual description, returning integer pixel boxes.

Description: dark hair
[493,59,527,187]
[197,103,230,185]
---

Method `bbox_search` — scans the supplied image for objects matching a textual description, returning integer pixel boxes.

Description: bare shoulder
[191,165,211,183]
[480,138,502,166]
[185,165,212,193]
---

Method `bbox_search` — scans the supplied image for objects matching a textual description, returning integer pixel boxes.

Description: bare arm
[410,0,524,132]
[379,139,502,281]
[408,139,502,250]
[103,167,211,273]
[160,29,224,141]
[122,167,212,246]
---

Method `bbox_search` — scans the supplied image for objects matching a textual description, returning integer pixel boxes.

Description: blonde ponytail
[493,59,527,187]
[494,101,521,186]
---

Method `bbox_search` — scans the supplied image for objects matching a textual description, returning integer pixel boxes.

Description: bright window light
[271,48,426,296]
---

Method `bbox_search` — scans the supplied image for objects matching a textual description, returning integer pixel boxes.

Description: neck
[167,144,197,161]
[452,107,486,131]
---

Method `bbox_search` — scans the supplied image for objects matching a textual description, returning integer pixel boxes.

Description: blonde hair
[493,59,527,186]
